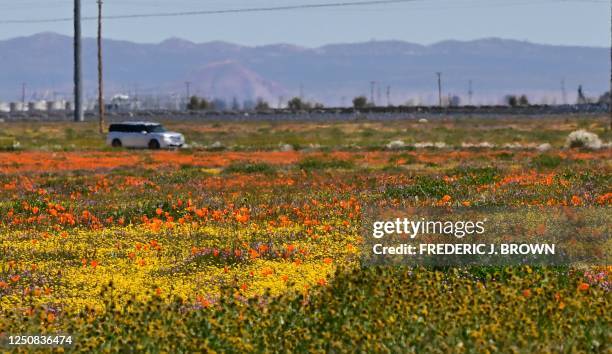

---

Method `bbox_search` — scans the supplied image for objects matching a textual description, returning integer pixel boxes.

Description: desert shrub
[565,130,602,149]
[206,141,226,151]
[386,140,406,150]
[0,137,20,151]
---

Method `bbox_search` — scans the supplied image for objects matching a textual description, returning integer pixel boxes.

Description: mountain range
[0,32,608,106]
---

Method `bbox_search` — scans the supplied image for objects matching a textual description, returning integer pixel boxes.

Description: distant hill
[180,61,288,104]
[0,32,608,106]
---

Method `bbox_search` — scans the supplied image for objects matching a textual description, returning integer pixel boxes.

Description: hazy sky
[0,0,609,47]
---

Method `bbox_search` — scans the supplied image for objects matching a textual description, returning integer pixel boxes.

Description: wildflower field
[0,115,610,352]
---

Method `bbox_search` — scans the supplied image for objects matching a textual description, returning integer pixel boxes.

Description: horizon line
[1,31,608,50]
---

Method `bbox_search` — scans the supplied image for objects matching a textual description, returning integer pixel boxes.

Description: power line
[0,0,423,24]
[0,0,604,24]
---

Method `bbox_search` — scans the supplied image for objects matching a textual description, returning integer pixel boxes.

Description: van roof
[111,121,160,126]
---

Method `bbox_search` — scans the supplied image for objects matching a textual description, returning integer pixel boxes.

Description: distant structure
[28,101,47,112]
[9,102,27,112]
[577,85,588,104]
[1,99,70,113]
[106,94,141,112]
[48,100,68,111]
[468,80,473,105]
[436,72,443,107]
[370,81,376,106]
[386,86,391,106]
[184,82,191,102]
[561,79,567,105]
[21,83,26,104]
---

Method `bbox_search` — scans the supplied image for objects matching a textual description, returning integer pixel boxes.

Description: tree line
[186,90,611,112]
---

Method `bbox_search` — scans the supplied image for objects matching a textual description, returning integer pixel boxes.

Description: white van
[106,122,185,149]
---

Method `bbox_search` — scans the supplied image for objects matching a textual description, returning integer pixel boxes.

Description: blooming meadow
[0,117,610,352]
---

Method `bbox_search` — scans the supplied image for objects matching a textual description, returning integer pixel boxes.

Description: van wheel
[111,139,122,148]
[148,139,160,150]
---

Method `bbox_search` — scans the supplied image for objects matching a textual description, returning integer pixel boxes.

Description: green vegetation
[531,154,563,169]
[298,157,355,170]
[225,162,276,174]
[384,176,452,199]
[1,114,609,151]
[0,115,609,352]
[4,267,608,352]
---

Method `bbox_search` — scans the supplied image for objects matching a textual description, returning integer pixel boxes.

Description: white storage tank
[0,102,10,113]
[29,100,48,112]
[47,100,66,111]
[10,102,27,112]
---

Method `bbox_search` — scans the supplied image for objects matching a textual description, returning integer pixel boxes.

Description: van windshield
[145,125,166,133]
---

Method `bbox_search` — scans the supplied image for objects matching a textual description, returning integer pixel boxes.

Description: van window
[109,124,164,133]
[145,125,166,133]
[109,124,124,132]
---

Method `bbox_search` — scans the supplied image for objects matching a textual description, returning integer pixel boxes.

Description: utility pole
[74,0,84,122]
[21,83,26,104]
[577,85,586,105]
[468,80,473,105]
[561,78,567,105]
[185,81,191,100]
[386,85,391,107]
[370,81,375,106]
[97,0,105,134]
[436,72,443,107]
